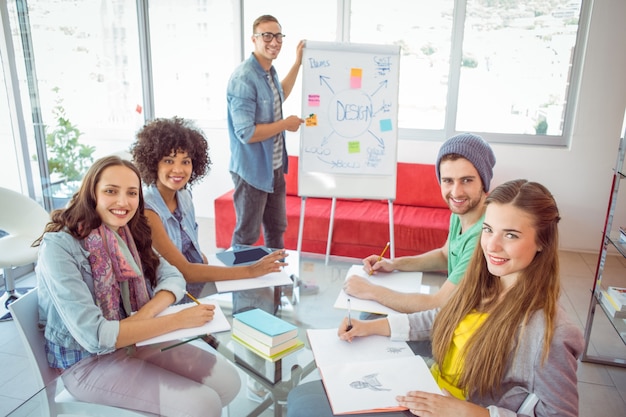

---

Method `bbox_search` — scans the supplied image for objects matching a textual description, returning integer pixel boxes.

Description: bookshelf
[582,128,626,367]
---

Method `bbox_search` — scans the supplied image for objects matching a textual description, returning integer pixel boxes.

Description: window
[349,0,454,132]
[349,0,585,145]
[149,0,237,125]
[457,0,581,137]
[0,54,22,192]
[1,0,589,204]
[7,0,143,209]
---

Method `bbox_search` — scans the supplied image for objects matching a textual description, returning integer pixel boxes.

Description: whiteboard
[299,41,400,199]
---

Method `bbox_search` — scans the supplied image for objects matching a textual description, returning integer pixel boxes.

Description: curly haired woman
[131,116,287,305]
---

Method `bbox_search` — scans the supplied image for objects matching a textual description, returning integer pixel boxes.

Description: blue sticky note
[380,119,392,132]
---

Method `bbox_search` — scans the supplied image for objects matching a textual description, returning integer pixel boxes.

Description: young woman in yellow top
[288,179,584,417]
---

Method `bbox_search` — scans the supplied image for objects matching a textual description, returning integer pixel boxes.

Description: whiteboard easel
[296,41,400,263]
[295,197,395,265]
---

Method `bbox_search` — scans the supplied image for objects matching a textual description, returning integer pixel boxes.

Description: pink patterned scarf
[84,224,150,320]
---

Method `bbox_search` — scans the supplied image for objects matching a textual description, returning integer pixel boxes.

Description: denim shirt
[143,184,203,263]
[227,53,289,192]
[35,231,186,359]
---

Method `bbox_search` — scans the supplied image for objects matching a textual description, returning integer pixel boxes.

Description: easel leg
[325,197,337,265]
[388,199,395,259]
[297,196,307,256]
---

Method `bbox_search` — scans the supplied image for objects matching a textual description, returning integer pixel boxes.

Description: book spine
[232,329,299,356]
[607,287,626,311]
[233,318,298,346]
[232,335,304,362]
[232,319,274,346]
[600,291,626,318]
[232,329,274,355]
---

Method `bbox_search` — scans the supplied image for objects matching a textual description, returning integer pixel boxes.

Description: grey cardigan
[402,307,583,417]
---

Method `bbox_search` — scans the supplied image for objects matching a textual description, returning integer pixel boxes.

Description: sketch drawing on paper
[386,346,407,354]
[350,373,391,391]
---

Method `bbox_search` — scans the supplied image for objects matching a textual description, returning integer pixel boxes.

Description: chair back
[8,288,55,389]
[8,288,154,416]
[0,187,50,269]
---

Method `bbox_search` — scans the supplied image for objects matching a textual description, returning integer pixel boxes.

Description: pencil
[186,291,202,305]
[369,241,390,276]
[346,298,353,331]
[160,335,202,352]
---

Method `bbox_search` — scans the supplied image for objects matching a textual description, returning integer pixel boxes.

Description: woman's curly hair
[130,116,211,187]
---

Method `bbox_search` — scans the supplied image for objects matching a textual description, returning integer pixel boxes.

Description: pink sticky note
[308,94,320,107]
[350,68,362,89]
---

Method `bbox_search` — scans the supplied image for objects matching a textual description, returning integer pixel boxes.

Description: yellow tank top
[430,311,488,400]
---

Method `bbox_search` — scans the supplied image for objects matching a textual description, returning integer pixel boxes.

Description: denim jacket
[36,231,186,357]
[143,184,203,263]
[227,53,288,192]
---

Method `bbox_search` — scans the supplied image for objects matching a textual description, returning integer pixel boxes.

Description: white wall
[192,0,626,254]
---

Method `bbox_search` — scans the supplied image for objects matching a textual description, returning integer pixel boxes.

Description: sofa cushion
[214,156,451,258]
[285,155,299,196]
[394,163,447,209]
[328,199,449,253]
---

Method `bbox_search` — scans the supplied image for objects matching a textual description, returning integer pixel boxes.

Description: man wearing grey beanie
[344,133,496,313]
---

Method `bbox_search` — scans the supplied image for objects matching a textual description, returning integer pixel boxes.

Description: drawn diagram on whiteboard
[300,42,400,176]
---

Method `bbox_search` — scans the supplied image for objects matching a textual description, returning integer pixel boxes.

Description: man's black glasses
[254,32,285,43]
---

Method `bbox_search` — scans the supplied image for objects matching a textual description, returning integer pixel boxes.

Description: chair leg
[0,267,33,321]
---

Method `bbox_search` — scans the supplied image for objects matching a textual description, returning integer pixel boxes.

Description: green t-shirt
[446,213,484,285]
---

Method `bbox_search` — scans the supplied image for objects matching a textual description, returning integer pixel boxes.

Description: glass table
[199,333,316,417]
[202,250,444,417]
[6,251,445,417]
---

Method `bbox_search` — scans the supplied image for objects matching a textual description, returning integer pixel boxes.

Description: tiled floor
[1,218,626,416]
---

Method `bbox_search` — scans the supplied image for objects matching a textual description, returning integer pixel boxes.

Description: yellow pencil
[186,291,202,305]
[369,241,390,275]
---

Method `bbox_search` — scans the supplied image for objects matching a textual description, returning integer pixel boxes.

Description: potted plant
[43,88,95,208]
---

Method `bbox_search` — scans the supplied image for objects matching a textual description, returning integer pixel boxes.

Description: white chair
[9,288,153,416]
[0,187,50,321]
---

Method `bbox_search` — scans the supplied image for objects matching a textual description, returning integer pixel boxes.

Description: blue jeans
[230,169,287,314]
[230,169,287,249]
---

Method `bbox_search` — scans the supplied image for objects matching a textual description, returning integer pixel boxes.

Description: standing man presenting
[227,15,304,314]
[344,133,496,313]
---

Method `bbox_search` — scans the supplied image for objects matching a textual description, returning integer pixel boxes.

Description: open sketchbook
[207,253,293,293]
[136,298,230,346]
[307,328,441,415]
[306,328,414,368]
[334,264,427,315]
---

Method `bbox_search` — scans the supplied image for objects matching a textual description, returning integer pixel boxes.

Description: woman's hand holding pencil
[173,292,215,327]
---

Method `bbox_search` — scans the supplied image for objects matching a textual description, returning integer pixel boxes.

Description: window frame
[342,0,591,146]
[2,0,593,204]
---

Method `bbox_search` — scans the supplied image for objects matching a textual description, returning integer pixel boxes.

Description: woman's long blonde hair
[431,179,561,398]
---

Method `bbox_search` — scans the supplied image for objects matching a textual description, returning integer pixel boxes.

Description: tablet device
[215,246,272,266]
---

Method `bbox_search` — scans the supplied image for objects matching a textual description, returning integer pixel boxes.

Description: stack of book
[600,286,626,319]
[232,308,304,361]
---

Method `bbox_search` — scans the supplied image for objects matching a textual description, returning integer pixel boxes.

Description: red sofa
[214,156,450,258]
